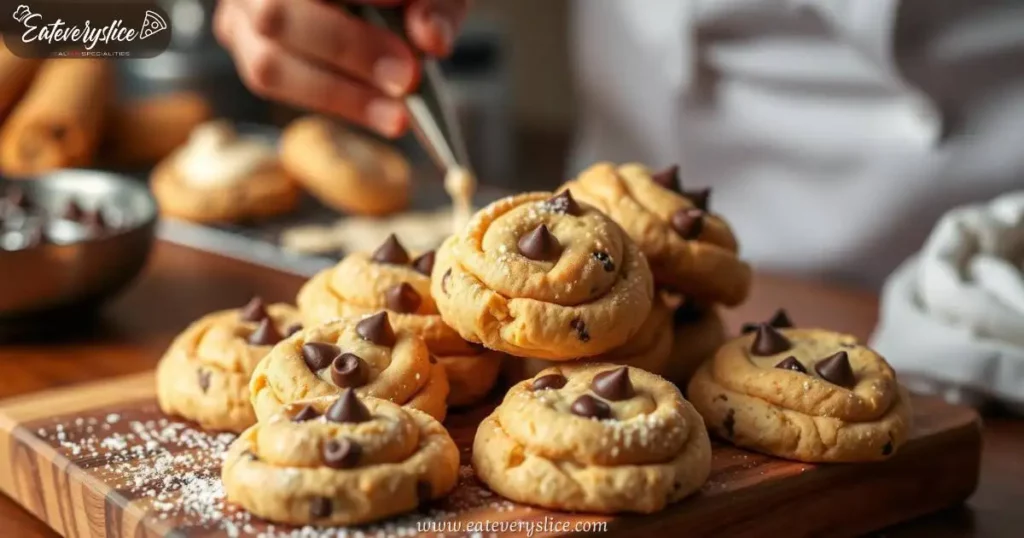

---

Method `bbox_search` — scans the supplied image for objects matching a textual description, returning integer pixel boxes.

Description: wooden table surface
[1,241,1022,537]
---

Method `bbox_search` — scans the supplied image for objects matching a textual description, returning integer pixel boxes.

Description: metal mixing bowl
[0,170,157,331]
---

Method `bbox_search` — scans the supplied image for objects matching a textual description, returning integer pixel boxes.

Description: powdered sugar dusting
[32,409,506,538]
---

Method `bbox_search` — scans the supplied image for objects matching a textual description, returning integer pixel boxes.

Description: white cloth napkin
[871,192,1024,412]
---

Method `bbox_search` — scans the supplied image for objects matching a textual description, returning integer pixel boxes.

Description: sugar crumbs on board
[33,412,512,538]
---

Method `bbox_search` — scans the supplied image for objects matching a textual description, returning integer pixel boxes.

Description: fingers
[232,0,420,96]
[406,0,470,57]
[216,0,408,137]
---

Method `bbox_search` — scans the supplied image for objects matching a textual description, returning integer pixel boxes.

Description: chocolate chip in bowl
[0,170,157,340]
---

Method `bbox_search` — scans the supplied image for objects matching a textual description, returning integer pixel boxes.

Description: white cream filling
[176,121,276,188]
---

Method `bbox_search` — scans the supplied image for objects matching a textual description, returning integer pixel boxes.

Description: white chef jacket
[571,0,1024,288]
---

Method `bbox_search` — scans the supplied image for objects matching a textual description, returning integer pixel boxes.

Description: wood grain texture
[0,371,981,538]
[0,241,1019,537]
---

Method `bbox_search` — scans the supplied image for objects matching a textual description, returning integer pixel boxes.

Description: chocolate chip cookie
[508,293,675,381]
[432,192,655,360]
[151,121,300,224]
[280,116,410,216]
[222,390,459,526]
[687,314,912,462]
[561,162,751,306]
[473,364,711,513]
[249,313,449,422]
[156,297,302,432]
[297,234,502,407]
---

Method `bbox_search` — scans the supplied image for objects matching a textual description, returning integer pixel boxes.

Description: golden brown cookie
[506,294,674,381]
[561,162,751,306]
[687,317,912,462]
[156,297,302,433]
[431,192,655,360]
[664,298,728,388]
[222,390,459,526]
[280,116,409,216]
[151,121,300,223]
[473,363,711,513]
[249,313,449,422]
[297,234,502,407]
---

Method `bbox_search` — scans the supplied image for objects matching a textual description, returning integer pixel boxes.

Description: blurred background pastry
[281,116,410,216]
[151,120,299,223]
[0,60,112,177]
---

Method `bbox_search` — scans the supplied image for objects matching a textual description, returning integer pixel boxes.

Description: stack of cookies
[296,234,502,408]
[157,303,462,525]
[504,162,751,387]
[429,188,716,512]
[151,158,914,527]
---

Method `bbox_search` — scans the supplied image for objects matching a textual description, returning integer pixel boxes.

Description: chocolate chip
[62,200,84,221]
[670,208,705,239]
[292,404,321,422]
[815,351,856,388]
[723,409,736,438]
[239,296,268,322]
[518,224,562,262]
[356,311,395,346]
[591,367,635,401]
[775,356,807,373]
[743,309,795,333]
[385,283,422,314]
[330,353,368,388]
[569,317,590,342]
[302,342,341,371]
[683,188,711,211]
[592,251,615,272]
[674,300,704,325]
[882,440,894,456]
[441,268,452,295]
[750,324,791,356]
[545,191,583,216]
[309,497,332,519]
[768,309,793,329]
[411,250,435,276]
[531,374,567,391]
[651,165,680,192]
[325,388,372,424]
[197,369,211,393]
[416,480,433,505]
[371,234,410,265]
[323,438,361,469]
[285,323,303,337]
[248,318,283,346]
[570,395,611,420]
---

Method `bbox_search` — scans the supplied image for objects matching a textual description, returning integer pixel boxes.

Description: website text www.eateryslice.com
[417,517,609,536]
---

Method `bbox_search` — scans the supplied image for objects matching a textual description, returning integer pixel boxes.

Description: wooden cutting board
[0,372,981,538]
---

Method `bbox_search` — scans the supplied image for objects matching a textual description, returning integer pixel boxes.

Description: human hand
[214,0,470,138]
